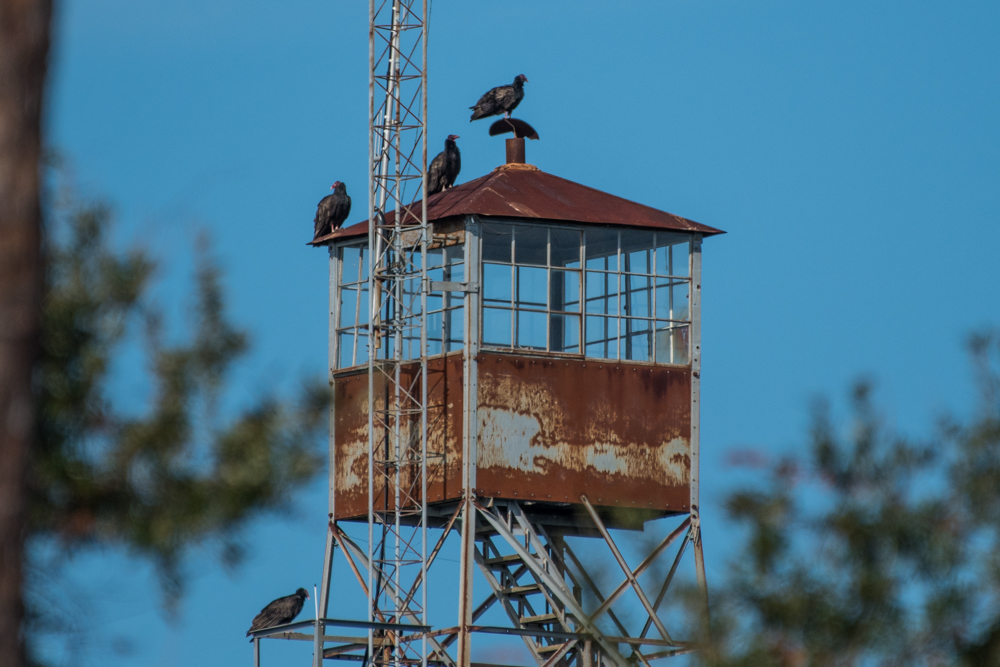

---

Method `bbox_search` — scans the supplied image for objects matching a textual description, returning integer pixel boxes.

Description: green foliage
[31,184,328,607]
[707,337,1000,666]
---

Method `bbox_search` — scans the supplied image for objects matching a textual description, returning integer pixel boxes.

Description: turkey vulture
[246,588,309,639]
[427,135,461,195]
[470,74,528,121]
[313,181,351,240]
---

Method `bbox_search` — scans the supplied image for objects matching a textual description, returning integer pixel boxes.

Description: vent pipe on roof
[505,137,525,165]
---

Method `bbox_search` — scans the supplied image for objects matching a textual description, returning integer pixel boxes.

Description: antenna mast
[367,1,430,667]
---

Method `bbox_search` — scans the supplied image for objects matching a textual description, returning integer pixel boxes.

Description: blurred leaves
[30,178,328,611]
[706,334,1000,666]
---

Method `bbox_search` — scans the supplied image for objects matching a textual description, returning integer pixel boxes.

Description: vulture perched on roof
[246,588,309,639]
[313,181,351,240]
[427,135,461,195]
[470,75,527,121]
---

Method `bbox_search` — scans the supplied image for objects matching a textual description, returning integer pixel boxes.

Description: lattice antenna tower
[367,1,430,666]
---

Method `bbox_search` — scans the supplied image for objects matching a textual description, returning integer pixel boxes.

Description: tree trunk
[0,1,52,665]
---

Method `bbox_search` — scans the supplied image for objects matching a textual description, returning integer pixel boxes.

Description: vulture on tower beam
[469,75,528,121]
[246,588,309,640]
[427,135,461,195]
[313,181,351,240]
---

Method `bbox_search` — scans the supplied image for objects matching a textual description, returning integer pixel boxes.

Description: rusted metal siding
[332,354,465,520]
[475,353,691,512]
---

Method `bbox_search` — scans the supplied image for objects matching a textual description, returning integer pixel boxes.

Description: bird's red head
[516,74,528,83]
[447,134,460,141]
[330,181,341,190]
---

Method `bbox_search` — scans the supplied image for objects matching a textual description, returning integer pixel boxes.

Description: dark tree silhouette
[700,334,1000,667]
[0,1,53,665]
[23,178,329,662]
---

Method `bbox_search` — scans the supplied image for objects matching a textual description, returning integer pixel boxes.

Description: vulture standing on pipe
[469,74,528,121]
[246,588,309,639]
[427,135,461,195]
[313,181,352,240]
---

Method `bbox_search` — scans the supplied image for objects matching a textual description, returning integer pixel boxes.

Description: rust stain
[476,354,691,512]
[332,355,465,520]
[333,352,692,519]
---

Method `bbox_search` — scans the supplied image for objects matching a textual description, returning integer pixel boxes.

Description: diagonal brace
[580,495,676,645]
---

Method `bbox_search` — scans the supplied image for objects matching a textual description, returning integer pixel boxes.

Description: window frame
[332,237,467,371]
[478,220,695,366]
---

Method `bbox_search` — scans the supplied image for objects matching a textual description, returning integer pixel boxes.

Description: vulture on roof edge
[427,135,461,195]
[470,74,527,121]
[314,182,351,240]
[246,588,309,640]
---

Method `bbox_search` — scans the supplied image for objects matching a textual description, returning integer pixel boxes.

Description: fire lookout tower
[305,139,724,667]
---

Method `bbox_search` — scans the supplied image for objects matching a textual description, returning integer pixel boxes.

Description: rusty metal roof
[309,163,724,246]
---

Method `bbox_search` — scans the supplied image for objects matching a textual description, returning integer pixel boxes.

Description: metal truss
[366,2,430,667]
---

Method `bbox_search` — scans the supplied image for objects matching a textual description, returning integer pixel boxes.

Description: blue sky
[44,0,999,665]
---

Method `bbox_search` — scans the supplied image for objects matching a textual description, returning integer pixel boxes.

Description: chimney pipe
[505,137,525,165]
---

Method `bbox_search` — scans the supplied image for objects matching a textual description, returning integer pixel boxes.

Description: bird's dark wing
[427,150,447,194]
[445,146,461,189]
[470,84,513,121]
[330,193,351,230]
[503,87,524,114]
[247,593,305,635]
[314,194,337,239]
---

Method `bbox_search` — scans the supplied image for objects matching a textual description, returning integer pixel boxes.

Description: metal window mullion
[509,246,515,348]
[545,229,551,352]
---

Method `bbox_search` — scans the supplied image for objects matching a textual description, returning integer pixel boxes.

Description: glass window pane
[426,294,442,313]
[482,224,512,263]
[446,244,464,264]
[403,328,420,360]
[516,266,547,309]
[338,331,355,368]
[672,242,690,277]
[655,235,690,277]
[585,229,618,271]
[483,263,512,304]
[620,229,655,271]
[340,288,358,327]
[623,319,652,362]
[514,226,547,265]
[586,271,617,315]
[550,270,580,312]
[341,246,362,284]
[483,308,512,347]
[446,245,465,281]
[358,288,370,325]
[672,283,690,321]
[550,229,582,268]
[428,310,442,339]
[356,335,369,365]
[402,278,421,315]
[585,316,619,359]
[655,322,690,364]
[360,247,369,282]
[550,313,580,353]
[516,309,546,349]
[626,248,651,274]
[428,247,444,267]
[445,307,464,351]
[655,280,689,320]
[624,275,652,318]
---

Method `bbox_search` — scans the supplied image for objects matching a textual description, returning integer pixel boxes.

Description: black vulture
[469,74,527,121]
[246,588,309,639]
[427,135,461,195]
[313,181,352,240]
